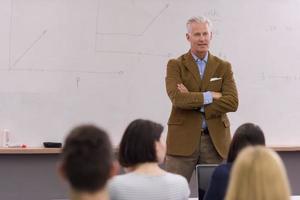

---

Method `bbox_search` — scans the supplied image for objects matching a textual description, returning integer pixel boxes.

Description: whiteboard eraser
[43,142,62,148]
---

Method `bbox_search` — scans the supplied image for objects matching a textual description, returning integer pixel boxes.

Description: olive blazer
[165,51,238,158]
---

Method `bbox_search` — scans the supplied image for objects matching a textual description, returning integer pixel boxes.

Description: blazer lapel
[201,53,219,91]
[183,51,202,86]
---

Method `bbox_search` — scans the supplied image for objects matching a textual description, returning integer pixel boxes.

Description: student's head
[225,146,291,200]
[60,125,114,193]
[227,123,265,163]
[118,119,165,168]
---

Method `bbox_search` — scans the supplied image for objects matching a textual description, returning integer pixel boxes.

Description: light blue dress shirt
[191,52,213,129]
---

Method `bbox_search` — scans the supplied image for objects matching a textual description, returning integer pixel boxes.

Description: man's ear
[57,161,67,181]
[109,161,120,178]
[186,33,190,41]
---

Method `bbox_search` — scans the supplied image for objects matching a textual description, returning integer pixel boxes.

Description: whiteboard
[0,0,299,146]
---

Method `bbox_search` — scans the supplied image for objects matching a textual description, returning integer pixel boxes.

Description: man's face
[186,22,212,58]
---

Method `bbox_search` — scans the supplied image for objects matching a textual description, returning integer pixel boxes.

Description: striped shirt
[109,172,190,200]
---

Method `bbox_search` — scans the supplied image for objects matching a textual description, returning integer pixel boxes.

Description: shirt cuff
[203,91,213,105]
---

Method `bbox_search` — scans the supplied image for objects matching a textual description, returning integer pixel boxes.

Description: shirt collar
[191,52,208,63]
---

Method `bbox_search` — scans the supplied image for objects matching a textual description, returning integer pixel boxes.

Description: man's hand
[177,83,189,93]
[211,92,222,100]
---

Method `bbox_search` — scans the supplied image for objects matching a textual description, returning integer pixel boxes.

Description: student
[59,125,117,200]
[204,123,265,200]
[225,146,291,200]
[109,119,190,200]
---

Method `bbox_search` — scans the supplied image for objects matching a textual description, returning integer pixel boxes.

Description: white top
[109,172,190,200]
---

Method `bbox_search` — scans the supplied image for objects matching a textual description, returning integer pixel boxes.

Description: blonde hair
[225,146,291,200]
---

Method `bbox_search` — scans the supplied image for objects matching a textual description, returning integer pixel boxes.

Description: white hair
[186,16,212,33]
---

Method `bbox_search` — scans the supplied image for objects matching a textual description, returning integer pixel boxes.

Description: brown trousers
[166,134,223,182]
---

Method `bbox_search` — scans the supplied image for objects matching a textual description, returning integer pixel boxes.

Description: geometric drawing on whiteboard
[95,0,171,57]
[260,72,300,81]
[10,30,47,68]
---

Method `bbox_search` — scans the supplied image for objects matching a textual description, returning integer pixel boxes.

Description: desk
[0,148,67,200]
[0,147,61,154]
[270,146,300,152]
[0,147,299,200]
[189,196,300,200]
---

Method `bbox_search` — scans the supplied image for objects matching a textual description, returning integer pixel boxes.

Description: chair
[196,164,218,200]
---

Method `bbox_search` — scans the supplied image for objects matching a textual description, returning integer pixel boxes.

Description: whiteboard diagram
[0,0,300,146]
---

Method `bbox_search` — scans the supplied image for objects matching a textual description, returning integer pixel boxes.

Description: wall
[0,0,299,146]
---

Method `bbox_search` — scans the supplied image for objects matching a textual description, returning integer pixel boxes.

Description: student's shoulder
[212,163,231,178]
[165,172,190,196]
[109,173,133,185]
[165,172,188,184]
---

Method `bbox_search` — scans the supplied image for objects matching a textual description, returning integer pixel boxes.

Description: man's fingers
[177,83,189,93]
[177,83,186,89]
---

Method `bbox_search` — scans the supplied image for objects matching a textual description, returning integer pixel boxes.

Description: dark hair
[62,125,113,193]
[118,119,164,167]
[227,123,265,163]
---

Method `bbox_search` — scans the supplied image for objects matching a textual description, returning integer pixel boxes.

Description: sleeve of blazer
[165,59,205,110]
[205,63,239,119]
